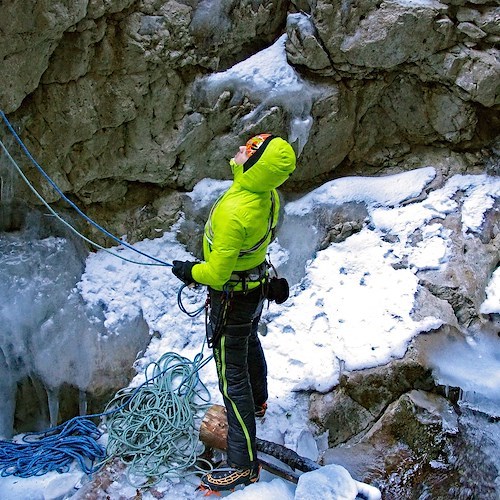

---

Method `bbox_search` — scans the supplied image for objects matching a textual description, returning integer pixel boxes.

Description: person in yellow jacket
[172,133,296,492]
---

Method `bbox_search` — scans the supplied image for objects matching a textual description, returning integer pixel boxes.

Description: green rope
[103,351,213,486]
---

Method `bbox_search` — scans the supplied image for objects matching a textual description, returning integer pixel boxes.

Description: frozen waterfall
[0,205,150,438]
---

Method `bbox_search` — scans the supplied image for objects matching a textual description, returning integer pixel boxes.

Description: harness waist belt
[229,262,268,283]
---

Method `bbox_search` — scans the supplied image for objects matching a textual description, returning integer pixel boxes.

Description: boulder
[309,349,435,446]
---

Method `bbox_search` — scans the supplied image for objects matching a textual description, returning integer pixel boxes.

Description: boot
[199,462,260,492]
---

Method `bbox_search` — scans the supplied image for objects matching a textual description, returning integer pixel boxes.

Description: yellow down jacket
[191,136,296,291]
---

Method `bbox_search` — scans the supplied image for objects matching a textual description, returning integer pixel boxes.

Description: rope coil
[0,418,105,478]
[103,351,213,485]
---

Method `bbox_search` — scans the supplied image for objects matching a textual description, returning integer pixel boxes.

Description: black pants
[208,286,268,468]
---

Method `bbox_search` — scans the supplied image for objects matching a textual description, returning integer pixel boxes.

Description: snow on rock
[294,464,359,500]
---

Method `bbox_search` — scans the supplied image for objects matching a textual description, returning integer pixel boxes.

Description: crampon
[197,463,260,495]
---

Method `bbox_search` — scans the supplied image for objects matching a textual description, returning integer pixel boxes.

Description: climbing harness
[204,257,275,348]
[227,261,269,290]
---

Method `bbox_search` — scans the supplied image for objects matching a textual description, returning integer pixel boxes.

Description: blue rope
[0,418,105,478]
[0,350,213,479]
[0,109,172,267]
[177,284,207,317]
[0,138,172,267]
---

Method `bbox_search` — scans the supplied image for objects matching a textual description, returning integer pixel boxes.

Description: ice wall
[0,208,151,437]
[426,329,500,415]
[0,211,85,434]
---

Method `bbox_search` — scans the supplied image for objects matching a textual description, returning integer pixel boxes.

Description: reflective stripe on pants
[210,287,267,467]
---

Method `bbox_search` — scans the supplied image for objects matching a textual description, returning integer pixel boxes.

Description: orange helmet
[245,133,272,157]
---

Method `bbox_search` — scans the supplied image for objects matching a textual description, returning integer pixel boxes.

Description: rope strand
[0,138,170,266]
[0,110,172,267]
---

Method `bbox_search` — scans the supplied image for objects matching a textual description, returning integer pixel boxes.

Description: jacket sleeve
[191,208,245,288]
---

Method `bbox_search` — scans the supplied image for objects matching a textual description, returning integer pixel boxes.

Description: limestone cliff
[0,0,498,242]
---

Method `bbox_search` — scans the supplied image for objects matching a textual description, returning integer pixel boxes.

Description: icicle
[46,386,60,427]
[289,116,313,156]
[338,358,346,379]
[458,387,464,404]
[79,389,88,416]
[0,143,16,204]
[0,145,18,232]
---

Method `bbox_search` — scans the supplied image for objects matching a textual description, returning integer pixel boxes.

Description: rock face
[304,173,499,498]
[321,386,499,499]
[0,0,498,242]
[309,354,436,446]
[0,0,498,496]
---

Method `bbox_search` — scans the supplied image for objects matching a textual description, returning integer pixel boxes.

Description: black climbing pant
[209,285,268,468]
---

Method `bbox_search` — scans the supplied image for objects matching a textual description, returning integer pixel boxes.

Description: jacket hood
[231,136,296,192]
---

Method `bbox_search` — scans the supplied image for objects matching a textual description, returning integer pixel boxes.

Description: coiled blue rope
[0,350,213,480]
[0,418,105,478]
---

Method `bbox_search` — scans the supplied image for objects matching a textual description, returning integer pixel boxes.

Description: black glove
[266,276,290,304]
[172,260,197,286]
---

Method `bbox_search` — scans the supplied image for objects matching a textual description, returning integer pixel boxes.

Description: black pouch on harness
[266,276,289,304]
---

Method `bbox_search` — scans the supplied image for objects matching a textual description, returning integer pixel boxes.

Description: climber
[171,133,296,492]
